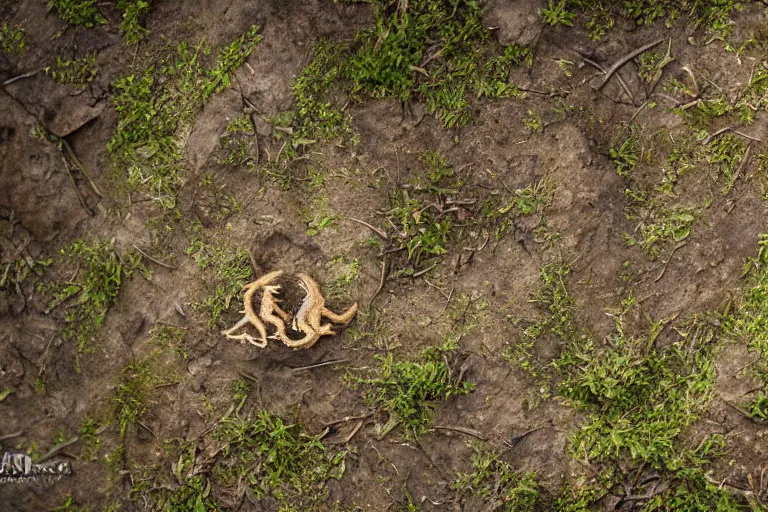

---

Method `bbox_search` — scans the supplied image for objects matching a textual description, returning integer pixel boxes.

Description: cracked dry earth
[3,0,768,511]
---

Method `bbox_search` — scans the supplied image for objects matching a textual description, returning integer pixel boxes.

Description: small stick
[596,38,666,91]
[137,420,160,442]
[63,163,94,216]
[732,130,764,143]
[131,244,177,269]
[655,242,686,283]
[348,217,388,241]
[61,138,102,197]
[701,126,733,145]
[368,259,388,310]
[290,359,350,372]
[0,431,23,443]
[2,69,40,86]
[323,412,374,427]
[412,262,438,278]
[37,436,79,463]
[341,420,365,444]
[582,56,636,105]
[432,425,486,441]
[733,144,753,183]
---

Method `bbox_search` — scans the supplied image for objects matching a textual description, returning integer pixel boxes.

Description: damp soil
[2,0,768,510]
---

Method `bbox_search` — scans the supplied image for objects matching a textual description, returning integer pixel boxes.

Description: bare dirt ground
[3,0,768,510]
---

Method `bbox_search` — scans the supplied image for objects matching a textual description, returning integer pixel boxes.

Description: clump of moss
[108,26,262,210]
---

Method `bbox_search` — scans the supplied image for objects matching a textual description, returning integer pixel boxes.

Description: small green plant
[0,24,26,55]
[185,238,252,326]
[555,317,717,469]
[108,27,262,210]
[112,359,168,440]
[50,240,142,370]
[47,0,106,28]
[349,339,473,438]
[610,132,639,176]
[540,0,576,26]
[137,380,347,510]
[452,442,539,511]
[116,0,150,43]
[45,55,98,85]
[218,114,256,166]
[78,418,102,461]
[523,110,544,133]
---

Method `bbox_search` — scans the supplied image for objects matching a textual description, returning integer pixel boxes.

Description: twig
[431,425,486,441]
[348,217,388,241]
[0,431,23,443]
[137,420,160,442]
[655,242,686,283]
[2,69,40,86]
[290,359,350,372]
[596,38,666,91]
[368,258,388,311]
[61,138,103,198]
[63,163,94,216]
[734,144,753,183]
[323,412,374,427]
[335,420,365,444]
[131,244,177,269]
[701,126,733,145]
[582,57,636,105]
[733,130,764,143]
[412,263,438,278]
[37,436,79,463]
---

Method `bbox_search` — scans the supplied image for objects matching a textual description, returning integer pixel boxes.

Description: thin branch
[37,436,79,463]
[348,217,388,241]
[368,258,388,310]
[596,38,666,91]
[131,244,177,269]
[431,425,487,441]
[290,359,350,372]
[2,69,41,86]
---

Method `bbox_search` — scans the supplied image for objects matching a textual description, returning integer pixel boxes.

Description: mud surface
[2,1,768,510]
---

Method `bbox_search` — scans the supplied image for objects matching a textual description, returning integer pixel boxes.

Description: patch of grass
[47,0,106,28]
[116,0,150,43]
[45,55,98,85]
[112,358,168,440]
[185,237,252,326]
[610,130,639,176]
[140,379,347,511]
[108,26,261,210]
[326,255,360,300]
[347,338,473,438]
[566,0,744,40]
[555,317,716,468]
[0,24,26,55]
[523,109,544,133]
[218,114,256,167]
[195,173,242,222]
[0,254,51,293]
[622,188,697,259]
[540,0,576,26]
[451,442,539,511]
[726,234,768,369]
[303,193,339,236]
[148,324,187,359]
[49,240,142,371]
[344,0,531,128]
[78,418,103,461]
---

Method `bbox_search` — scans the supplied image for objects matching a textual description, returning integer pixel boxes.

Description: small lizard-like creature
[221,269,283,347]
[272,273,357,350]
[259,283,291,342]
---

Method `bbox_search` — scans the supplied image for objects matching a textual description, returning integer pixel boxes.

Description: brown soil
[2,0,768,510]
